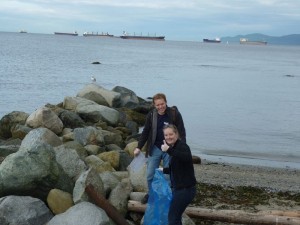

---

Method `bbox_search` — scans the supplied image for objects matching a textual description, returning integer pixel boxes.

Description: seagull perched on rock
[91,75,96,82]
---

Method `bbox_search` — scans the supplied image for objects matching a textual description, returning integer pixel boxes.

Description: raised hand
[161,140,169,152]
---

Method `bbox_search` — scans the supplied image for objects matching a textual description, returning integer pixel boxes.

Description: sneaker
[141,193,149,204]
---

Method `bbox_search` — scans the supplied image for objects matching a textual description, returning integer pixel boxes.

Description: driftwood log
[128,200,300,225]
[85,184,130,225]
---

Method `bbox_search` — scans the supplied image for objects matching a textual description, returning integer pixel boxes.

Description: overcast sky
[1,0,299,41]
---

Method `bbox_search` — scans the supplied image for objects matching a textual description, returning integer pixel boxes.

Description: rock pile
[0,84,197,225]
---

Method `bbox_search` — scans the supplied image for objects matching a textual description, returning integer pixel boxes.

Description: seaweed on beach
[192,182,300,210]
[191,183,300,225]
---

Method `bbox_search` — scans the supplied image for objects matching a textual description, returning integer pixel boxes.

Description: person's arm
[166,142,193,163]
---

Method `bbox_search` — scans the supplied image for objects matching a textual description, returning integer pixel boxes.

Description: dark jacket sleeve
[162,168,170,174]
[167,141,193,164]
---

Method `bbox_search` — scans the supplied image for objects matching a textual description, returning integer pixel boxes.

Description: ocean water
[1,31,300,168]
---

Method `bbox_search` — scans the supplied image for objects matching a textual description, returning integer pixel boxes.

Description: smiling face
[163,126,179,145]
[154,98,167,115]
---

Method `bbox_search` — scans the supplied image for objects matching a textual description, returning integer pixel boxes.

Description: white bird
[91,75,96,82]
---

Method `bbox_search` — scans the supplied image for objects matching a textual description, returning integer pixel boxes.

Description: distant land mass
[221,33,300,45]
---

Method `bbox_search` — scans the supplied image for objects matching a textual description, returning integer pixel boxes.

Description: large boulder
[117,108,147,126]
[99,171,121,196]
[63,141,88,160]
[0,142,57,196]
[97,150,120,170]
[112,86,139,108]
[47,201,110,225]
[108,178,132,216]
[118,150,133,171]
[0,141,73,199]
[73,168,105,204]
[101,129,124,147]
[58,109,85,129]
[73,126,104,147]
[20,127,62,148]
[26,107,63,135]
[0,111,29,139]
[54,145,88,181]
[85,155,115,173]
[63,97,120,126]
[63,96,96,111]
[76,104,120,126]
[0,195,53,225]
[77,83,121,107]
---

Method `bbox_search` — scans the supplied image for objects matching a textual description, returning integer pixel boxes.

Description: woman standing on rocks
[160,124,196,225]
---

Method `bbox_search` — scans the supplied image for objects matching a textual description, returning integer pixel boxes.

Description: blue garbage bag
[143,169,172,225]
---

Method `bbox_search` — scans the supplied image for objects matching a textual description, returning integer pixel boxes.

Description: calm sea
[1,31,300,168]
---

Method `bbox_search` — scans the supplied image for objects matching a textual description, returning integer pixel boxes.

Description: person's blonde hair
[152,93,167,104]
[163,124,180,138]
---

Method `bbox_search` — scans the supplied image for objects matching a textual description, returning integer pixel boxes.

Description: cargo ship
[83,32,114,37]
[240,38,267,45]
[203,38,221,43]
[120,31,165,41]
[54,31,78,36]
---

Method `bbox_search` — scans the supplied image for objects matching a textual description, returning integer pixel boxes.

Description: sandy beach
[195,160,300,193]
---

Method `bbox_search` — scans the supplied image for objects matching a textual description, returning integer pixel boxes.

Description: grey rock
[0,142,73,199]
[0,138,22,157]
[63,141,88,160]
[11,124,32,139]
[54,145,88,181]
[77,104,120,126]
[0,195,53,225]
[108,178,132,216]
[118,150,133,171]
[73,168,105,204]
[73,126,104,146]
[112,86,139,108]
[47,201,111,225]
[63,96,97,111]
[58,109,85,128]
[99,171,121,196]
[20,127,62,149]
[77,83,121,107]
[0,111,29,139]
[26,107,63,135]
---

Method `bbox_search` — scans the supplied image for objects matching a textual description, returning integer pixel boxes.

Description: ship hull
[120,35,165,41]
[54,32,78,36]
[83,32,114,37]
[240,38,267,45]
[203,39,221,43]
[240,41,267,45]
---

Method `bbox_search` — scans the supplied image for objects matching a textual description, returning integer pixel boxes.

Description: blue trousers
[146,145,170,193]
[168,186,196,225]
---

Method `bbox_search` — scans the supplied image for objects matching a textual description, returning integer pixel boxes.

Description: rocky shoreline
[0,83,299,225]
